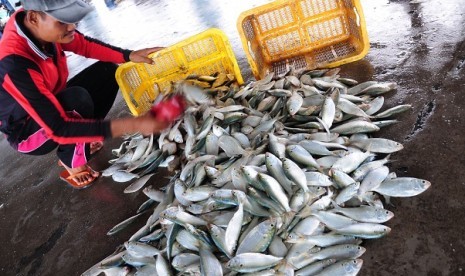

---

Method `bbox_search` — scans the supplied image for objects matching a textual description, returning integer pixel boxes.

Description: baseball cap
[21,0,94,24]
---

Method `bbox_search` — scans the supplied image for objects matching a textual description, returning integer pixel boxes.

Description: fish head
[344,259,364,273]
[377,208,395,221]
[416,180,432,191]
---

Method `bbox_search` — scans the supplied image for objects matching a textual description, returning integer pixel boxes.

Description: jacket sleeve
[2,56,112,144]
[62,30,132,63]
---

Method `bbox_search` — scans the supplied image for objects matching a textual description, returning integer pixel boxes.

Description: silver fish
[227,253,283,273]
[314,259,363,276]
[330,205,394,223]
[112,171,140,182]
[373,177,431,197]
[124,173,155,194]
[236,218,276,254]
[335,223,391,239]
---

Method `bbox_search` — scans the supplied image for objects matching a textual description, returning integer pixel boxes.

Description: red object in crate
[150,95,186,123]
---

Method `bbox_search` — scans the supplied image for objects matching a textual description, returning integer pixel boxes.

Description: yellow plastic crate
[237,0,369,80]
[116,28,244,116]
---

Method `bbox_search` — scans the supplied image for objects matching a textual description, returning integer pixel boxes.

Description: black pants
[21,61,118,168]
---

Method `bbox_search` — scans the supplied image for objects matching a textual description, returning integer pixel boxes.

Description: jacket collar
[14,11,53,60]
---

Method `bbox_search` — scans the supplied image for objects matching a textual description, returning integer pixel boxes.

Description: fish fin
[356,191,365,202]
[330,199,341,209]
[316,117,330,135]
[275,259,295,273]
[328,168,336,178]
[295,207,311,218]
[383,195,395,207]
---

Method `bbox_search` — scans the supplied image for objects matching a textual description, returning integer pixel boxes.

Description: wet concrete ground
[0,0,464,275]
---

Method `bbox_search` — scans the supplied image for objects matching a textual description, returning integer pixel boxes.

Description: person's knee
[97,61,119,95]
[92,61,119,92]
[57,87,94,118]
[94,61,118,79]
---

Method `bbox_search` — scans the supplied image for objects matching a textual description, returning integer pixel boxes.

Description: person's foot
[68,164,99,184]
[59,161,100,188]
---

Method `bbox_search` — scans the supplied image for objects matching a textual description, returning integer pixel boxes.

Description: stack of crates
[116,0,369,114]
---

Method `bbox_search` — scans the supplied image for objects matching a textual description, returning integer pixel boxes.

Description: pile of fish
[84,68,431,276]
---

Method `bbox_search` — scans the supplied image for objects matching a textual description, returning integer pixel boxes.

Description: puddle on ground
[406,100,435,141]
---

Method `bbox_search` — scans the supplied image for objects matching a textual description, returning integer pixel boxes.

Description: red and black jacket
[0,10,131,146]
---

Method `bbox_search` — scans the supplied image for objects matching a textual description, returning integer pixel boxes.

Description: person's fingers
[129,47,165,64]
[144,47,164,54]
[129,53,151,64]
[141,56,154,64]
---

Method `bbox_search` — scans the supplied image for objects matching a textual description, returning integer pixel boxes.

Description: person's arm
[62,30,163,64]
[3,58,168,142]
[2,56,112,144]
[110,113,169,138]
[62,30,131,62]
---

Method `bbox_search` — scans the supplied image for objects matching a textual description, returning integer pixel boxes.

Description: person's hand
[150,95,186,123]
[129,47,165,64]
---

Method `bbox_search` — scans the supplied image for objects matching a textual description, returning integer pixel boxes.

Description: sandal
[59,167,100,189]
